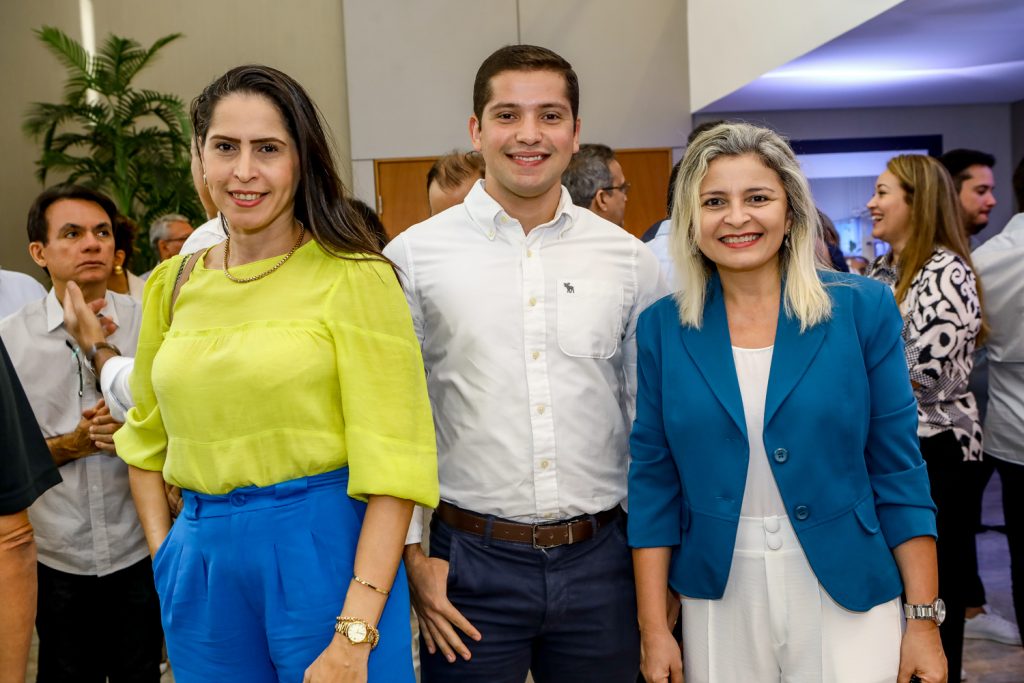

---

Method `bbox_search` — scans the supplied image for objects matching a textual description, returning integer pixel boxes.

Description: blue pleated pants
[152,468,414,683]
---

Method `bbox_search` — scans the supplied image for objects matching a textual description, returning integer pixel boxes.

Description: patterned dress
[867,247,983,460]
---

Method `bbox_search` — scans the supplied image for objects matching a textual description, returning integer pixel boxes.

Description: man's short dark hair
[473,45,579,122]
[562,144,615,208]
[426,151,486,193]
[688,120,727,146]
[939,148,997,192]
[1012,156,1024,212]
[26,184,118,245]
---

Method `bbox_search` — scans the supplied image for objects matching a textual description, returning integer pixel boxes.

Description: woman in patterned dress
[867,154,985,683]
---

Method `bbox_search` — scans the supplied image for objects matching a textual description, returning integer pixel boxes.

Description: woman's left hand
[897,621,947,683]
[303,635,371,683]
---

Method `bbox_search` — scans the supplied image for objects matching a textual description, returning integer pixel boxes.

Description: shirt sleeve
[620,243,670,432]
[627,306,684,548]
[862,284,937,547]
[112,257,181,472]
[326,258,439,508]
[0,339,62,515]
[99,355,136,423]
[903,256,981,403]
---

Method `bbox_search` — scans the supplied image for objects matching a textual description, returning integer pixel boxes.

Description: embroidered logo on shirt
[563,282,575,294]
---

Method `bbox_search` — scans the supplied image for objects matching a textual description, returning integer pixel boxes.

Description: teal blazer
[627,271,936,611]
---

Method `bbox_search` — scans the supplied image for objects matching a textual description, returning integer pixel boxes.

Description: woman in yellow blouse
[113,65,438,683]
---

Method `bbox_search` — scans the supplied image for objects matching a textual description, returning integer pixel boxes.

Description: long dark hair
[190,65,383,261]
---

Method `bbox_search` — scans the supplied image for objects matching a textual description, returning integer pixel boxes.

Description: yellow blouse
[114,241,439,506]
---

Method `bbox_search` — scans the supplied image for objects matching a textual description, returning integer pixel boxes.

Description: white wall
[343,0,690,206]
[0,1,82,280]
[696,103,1016,242]
[687,0,902,112]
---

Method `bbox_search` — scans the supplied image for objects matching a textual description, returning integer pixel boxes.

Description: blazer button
[773,447,789,463]
[794,505,810,521]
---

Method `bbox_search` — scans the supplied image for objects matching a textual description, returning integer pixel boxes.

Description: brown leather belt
[435,501,621,549]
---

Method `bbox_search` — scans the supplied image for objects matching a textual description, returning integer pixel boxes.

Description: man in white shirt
[0,267,47,320]
[972,161,1024,645]
[0,185,161,681]
[562,143,629,228]
[384,45,666,682]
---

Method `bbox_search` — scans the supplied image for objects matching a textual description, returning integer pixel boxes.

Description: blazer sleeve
[627,305,684,548]
[861,283,937,547]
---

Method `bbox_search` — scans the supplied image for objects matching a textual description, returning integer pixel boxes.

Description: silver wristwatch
[903,598,946,625]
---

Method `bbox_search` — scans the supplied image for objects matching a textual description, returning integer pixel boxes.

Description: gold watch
[335,617,380,649]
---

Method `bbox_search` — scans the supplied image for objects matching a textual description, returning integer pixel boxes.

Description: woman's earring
[114,264,124,275]
[783,231,791,249]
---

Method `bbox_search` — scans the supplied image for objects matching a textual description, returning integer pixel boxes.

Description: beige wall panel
[343,0,518,161]
[0,1,82,281]
[93,0,351,184]
[519,0,690,150]
[688,0,902,112]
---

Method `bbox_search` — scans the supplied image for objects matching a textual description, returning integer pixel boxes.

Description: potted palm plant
[23,26,203,269]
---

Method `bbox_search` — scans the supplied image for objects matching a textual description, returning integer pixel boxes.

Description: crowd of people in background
[1,41,1023,683]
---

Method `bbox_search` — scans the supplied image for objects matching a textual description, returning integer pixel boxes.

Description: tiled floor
[24,475,1023,682]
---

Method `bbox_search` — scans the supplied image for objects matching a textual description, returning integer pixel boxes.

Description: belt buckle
[532,521,572,549]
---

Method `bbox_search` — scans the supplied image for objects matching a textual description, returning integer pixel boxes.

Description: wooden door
[373,148,674,240]
[374,157,436,239]
[615,148,673,239]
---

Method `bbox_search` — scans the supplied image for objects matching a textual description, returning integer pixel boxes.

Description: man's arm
[0,510,36,683]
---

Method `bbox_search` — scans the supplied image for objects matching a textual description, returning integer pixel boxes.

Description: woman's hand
[640,627,683,683]
[302,634,371,683]
[898,621,947,683]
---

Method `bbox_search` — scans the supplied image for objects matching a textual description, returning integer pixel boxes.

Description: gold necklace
[222,222,306,284]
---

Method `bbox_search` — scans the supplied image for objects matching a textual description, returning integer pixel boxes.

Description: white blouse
[734,345,787,518]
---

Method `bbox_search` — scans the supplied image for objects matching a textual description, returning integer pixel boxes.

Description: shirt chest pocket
[555,278,624,359]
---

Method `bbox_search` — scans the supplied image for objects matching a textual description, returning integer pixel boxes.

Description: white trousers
[681,515,904,683]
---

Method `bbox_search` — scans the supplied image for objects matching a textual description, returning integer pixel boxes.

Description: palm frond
[34,27,92,81]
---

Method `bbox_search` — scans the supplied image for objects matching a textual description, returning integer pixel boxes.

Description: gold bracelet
[351,574,390,596]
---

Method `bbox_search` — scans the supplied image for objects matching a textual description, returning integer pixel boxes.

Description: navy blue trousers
[421,511,640,683]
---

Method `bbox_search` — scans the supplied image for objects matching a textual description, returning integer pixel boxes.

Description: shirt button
[537,404,546,414]
[773,448,789,464]
[528,297,537,307]
[532,351,540,360]
[794,505,810,521]
[540,459,550,469]
[527,249,533,257]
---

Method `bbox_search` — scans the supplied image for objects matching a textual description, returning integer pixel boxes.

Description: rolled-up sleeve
[327,259,439,508]
[863,285,937,547]
[627,307,683,549]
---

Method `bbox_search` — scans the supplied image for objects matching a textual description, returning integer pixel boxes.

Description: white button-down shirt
[385,182,667,542]
[0,289,148,576]
[973,213,1024,465]
[0,268,47,320]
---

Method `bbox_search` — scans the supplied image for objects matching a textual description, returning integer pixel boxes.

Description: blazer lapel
[765,298,826,426]
[679,274,747,439]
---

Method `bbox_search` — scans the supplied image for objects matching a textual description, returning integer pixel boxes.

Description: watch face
[348,622,368,643]
[934,598,946,626]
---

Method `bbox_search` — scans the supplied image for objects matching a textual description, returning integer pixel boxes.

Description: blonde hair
[884,154,987,342]
[669,122,831,331]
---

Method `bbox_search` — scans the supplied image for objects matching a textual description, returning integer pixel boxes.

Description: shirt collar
[46,288,121,333]
[464,180,578,240]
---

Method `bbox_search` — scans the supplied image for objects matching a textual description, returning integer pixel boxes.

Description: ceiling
[701,0,1024,112]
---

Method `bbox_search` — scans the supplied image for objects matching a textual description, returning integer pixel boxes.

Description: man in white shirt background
[0,184,161,681]
[385,44,666,682]
[972,156,1024,648]
[562,143,629,229]
[0,267,46,320]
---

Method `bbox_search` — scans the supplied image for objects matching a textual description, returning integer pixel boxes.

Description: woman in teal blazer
[628,123,946,683]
